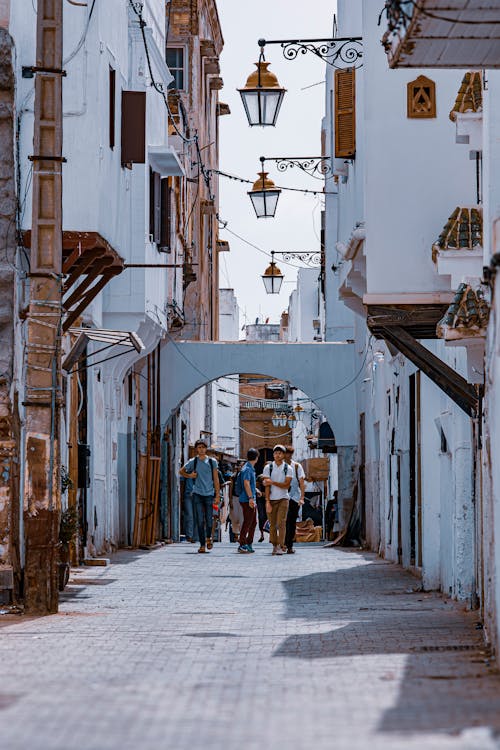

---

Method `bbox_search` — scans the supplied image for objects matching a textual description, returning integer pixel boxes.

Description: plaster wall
[214,289,239,456]
[482,71,500,655]
[362,0,476,295]
[286,268,324,343]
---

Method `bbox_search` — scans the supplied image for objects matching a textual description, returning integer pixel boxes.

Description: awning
[148,145,185,177]
[62,327,144,372]
[23,230,125,332]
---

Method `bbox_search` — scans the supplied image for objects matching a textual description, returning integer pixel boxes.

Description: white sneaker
[275,546,283,556]
[272,545,278,556]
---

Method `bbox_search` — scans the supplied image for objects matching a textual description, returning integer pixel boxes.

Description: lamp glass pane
[249,189,280,218]
[260,90,285,126]
[262,272,283,294]
[240,89,284,127]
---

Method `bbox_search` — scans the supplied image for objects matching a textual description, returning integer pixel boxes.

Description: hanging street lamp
[261,250,321,295]
[294,404,305,421]
[238,48,286,127]
[287,412,296,429]
[278,412,288,428]
[271,412,281,427]
[261,252,284,294]
[248,160,281,218]
[240,36,362,127]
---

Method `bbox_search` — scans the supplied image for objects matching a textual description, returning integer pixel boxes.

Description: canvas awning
[62,327,144,372]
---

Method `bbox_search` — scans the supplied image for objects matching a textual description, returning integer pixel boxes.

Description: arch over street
[160,340,358,446]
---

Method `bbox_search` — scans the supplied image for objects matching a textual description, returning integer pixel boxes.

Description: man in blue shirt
[238,448,259,553]
[180,440,220,553]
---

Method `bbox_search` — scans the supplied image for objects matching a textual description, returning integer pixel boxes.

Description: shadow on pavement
[273,551,500,736]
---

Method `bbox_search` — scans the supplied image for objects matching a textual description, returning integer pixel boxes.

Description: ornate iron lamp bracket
[273,250,321,267]
[258,36,363,69]
[262,156,333,181]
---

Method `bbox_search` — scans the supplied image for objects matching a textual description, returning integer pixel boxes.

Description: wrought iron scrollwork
[272,157,333,181]
[279,251,321,267]
[258,37,363,69]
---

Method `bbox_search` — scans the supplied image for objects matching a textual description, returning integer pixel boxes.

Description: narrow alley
[1,544,499,750]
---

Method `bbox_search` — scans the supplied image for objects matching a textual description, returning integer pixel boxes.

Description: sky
[216,0,337,332]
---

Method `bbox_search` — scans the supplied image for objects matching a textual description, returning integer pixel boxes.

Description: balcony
[382,1,500,68]
[433,206,484,287]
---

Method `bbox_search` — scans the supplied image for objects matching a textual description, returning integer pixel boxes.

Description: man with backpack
[284,446,305,554]
[262,445,292,555]
[180,439,220,554]
[236,448,260,554]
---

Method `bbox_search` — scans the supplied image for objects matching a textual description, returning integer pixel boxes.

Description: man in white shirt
[263,444,292,556]
[284,446,305,554]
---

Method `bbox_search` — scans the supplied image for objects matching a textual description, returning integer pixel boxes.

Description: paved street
[1,542,500,750]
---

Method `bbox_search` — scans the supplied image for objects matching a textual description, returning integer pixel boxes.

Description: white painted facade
[328,0,479,603]
[213,289,240,456]
[9,1,180,554]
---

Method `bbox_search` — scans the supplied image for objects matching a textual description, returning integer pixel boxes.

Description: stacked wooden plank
[132,454,161,547]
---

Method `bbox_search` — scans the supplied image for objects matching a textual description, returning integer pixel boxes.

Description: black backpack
[266,461,288,478]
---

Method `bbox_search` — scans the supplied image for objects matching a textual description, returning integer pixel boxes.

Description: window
[149,170,172,251]
[166,48,185,90]
[407,75,436,119]
[109,67,116,149]
[334,68,356,159]
[150,169,161,244]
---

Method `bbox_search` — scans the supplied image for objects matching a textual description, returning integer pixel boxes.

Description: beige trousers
[267,498,289,547]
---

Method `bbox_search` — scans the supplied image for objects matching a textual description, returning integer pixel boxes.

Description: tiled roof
[432,207,482,258]
[449,72,483,122]
[437,283,489,340]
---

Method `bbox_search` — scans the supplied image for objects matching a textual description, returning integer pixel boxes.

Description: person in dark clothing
[284,446,305,554]
[237,448,259,553]
[256,474,267,542]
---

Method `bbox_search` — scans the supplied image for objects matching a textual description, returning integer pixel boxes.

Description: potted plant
[58,467,77,591]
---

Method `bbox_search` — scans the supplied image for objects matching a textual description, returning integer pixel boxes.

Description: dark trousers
[256,497,267,533]
[239,502,257,546]
[285,500,300,550]
[193,493,214,547]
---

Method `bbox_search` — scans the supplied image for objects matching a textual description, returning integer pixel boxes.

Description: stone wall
[0,27,17,588]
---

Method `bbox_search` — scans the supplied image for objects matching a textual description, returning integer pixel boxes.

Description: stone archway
[160,340,359,534]
[160,341,357,446]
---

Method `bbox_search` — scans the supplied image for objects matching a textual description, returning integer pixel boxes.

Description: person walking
[263,445,292,556]
[180,440,220,554]
[181,475,197,543]
[284,446,305,554]
[256,473,267,542]
[237,448,259,554]
[229,461,245,543]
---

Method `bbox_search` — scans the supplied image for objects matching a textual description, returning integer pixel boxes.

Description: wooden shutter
[149,169,161,244]
[109,67,116,149]
[160,178,171,250]
[335,68,356,159]
[121,91,146,166]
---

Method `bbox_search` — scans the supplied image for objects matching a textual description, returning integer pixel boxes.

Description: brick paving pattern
[1,542,500,750]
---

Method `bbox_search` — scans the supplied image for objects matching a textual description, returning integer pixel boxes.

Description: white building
[10,0,183,555]
[328,0,481,606]
[213,289,240,457]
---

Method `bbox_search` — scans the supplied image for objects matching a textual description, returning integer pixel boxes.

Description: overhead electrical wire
[64,0,97,65]
[217,219,319,271]
[165,331,374,406]
[213,168,337,196]
[128,0,215,201]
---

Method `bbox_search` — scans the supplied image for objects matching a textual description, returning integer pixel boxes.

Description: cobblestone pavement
[1,542,500,750]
